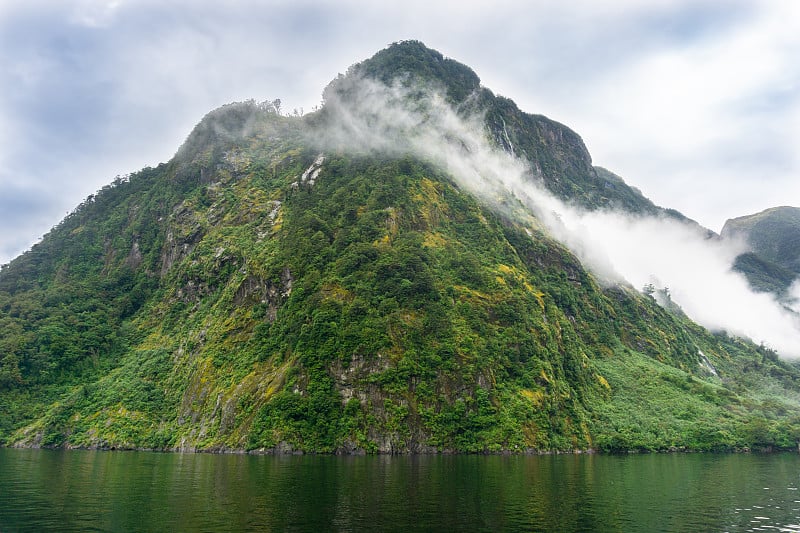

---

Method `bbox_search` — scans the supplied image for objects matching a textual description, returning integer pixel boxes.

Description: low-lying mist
[316,76,800,358]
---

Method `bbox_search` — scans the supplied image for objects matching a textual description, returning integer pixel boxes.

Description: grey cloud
[0,182,65,262]
[0,0,797,266]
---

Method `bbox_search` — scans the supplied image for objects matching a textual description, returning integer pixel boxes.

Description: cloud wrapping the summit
[320,77,800,357]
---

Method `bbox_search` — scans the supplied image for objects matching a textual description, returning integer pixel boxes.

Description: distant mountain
[1,41,799,454]
[723,206,800,296]
[723,206,800,272]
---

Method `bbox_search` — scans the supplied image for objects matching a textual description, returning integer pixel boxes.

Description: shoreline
[3,442,794,455]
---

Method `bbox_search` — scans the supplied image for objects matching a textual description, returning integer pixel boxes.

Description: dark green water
[1,449,800,532]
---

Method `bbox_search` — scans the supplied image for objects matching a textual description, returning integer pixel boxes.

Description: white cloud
[553,208,800,356]
[69,0,125,28]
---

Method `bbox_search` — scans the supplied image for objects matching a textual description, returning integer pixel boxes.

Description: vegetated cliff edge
[1,41,799,454]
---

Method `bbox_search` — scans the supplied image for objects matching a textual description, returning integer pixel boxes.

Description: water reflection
[1,449,799,532]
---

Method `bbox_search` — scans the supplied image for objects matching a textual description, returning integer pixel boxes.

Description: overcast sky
[1,0,798,264]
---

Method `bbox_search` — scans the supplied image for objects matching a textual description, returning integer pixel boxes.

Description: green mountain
[2,41,799,453]
[723,207,800,296]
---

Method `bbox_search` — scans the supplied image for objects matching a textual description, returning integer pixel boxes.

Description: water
[1,449,799,532]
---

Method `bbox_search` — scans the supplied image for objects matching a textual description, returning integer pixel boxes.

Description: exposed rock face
[233,268,293,321]
[161,203,205,276]
[125,240,143,269]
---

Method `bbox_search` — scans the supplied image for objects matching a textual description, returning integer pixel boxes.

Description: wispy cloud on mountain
[505,1,800,231]
[321,76,800,357]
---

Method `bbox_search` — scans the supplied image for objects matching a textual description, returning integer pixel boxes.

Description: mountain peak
[319,41,674,216]
[330,40,481,104]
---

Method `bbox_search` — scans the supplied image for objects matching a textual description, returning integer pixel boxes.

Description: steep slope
[1,42,800,453]
[333,40,686,218]
[722,206,800,296]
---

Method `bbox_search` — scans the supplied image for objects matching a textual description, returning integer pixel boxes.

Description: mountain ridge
[722,206,800,298]
[722,206,800,272]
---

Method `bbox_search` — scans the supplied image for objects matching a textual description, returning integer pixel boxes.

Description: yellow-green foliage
[2,98,800,455]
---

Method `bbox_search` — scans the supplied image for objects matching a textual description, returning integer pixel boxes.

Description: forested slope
[2,41,799,453]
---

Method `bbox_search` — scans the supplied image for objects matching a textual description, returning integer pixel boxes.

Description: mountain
[723,207,800,272]
[2,41,799,454]
[723,206,800,296]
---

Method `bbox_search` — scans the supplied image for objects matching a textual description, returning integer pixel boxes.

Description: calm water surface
[1,448,800,532]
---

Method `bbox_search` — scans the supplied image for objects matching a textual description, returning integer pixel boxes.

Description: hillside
[1,41,799,453]
[722,206,800,297]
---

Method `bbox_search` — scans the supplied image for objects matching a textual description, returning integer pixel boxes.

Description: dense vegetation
[2,41,800,453]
